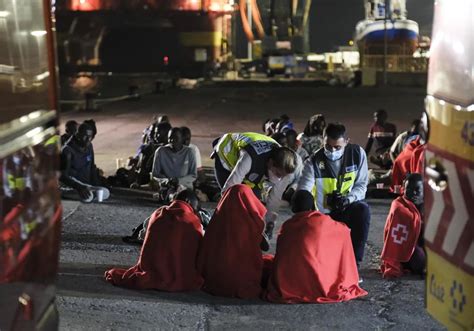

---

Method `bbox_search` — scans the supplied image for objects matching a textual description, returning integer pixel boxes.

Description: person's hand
[264,221,275,240]
[335,196,350,211]
[260,232,270,251]
[77,185,93,202]
[169,177,179,188]
[127,157,138,168]
[333,193,350,211]
[264,211,277,239]
[327,192,349,211]
[282,187,295,202]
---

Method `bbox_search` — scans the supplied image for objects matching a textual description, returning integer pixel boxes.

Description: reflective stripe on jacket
[215,132,276,171]
[311,144,362,213]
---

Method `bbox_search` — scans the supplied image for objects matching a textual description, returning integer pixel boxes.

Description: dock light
[0,11,10,17]
[223,3,233,11]
[209,3,221,11]
[30,30,47,37]
[348,40,354,46]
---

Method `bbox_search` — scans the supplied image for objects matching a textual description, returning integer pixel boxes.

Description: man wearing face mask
[212,132,297,238]
[296,123,370,267]
[60,123,110,202]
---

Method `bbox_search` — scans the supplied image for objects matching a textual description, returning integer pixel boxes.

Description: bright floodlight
[30,30,47,37]
[0,11,10,17]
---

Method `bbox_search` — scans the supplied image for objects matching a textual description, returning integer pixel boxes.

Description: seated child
[264,190,367,303]
[105,189,204,291]
[152,128,197,191]
[297,114,326,156]
[197,184,270,299]
[381,173,425,278]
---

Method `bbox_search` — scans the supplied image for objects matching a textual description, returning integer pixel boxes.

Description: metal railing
[361,55,428,73]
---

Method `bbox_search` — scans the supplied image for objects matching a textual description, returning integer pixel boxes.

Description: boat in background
[355,0,419,57]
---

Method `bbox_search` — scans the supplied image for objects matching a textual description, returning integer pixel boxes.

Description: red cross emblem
[391,224,409,245]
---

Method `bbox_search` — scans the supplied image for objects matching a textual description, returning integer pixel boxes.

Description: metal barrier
[361,55,428,72]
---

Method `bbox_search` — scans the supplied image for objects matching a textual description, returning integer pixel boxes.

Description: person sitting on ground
[381,173,425,278]
[142,114,171,145]
[409,113,428,176]
[151,127,197,200]
[296,123,370,269]
[262,118,280,136]
[368,119,421,187]
[197,184,270,299]
[122,196,213,245]
[365,109,397,169]
[297,114,326,156]
[82,118,108,185]
[212,132,297,238]
[285,129,309,161]
[389,119,421,163]
[180,126,202,170]
[61,120,78,146]
[105,189,204,291]
[134,121,172,185]
[391,113,427,191]
[264,190,368,303]
[275,114,294,133]
[83,119,97,141]
[60,123,110,203]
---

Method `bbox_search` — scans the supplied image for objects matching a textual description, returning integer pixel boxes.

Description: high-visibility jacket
[215,132,278,188]
[215,132,276,169]
[310,144,362,212]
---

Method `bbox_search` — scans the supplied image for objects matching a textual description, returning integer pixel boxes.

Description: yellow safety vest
[311,144,361,213]
[215,132,276,171]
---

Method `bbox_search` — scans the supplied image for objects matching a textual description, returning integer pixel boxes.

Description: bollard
[84,92,99,111]
[128,85,140,100]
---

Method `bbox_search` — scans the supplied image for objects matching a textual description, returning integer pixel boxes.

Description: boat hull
[355,19,419,56]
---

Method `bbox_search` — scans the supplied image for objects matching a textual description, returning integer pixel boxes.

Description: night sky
[309,0,434,52]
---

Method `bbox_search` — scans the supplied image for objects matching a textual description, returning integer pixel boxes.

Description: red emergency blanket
[381,196,422,278]
[264,211,367,303]
[391,137,422,189]
[410,143,426,174]
[105,200,204,291]
[197,184,267,299]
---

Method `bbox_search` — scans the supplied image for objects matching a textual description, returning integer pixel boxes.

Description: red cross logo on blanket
[391,224,409,245]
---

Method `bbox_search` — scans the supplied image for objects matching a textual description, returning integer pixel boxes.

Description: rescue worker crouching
[295,123,370,267]
[212,132,297,239]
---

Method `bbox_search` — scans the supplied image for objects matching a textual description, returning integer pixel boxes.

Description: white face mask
[268,168,283,183]
[324,147,344,161]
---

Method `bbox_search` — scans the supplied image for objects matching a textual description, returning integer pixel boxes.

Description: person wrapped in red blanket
[104,189,204,291]
[197,184,270,299]
[381,173,425,278]
[391,136,422,190]
[264,190,367,303]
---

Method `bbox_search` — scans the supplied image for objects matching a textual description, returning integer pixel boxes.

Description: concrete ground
[57,84,442,330]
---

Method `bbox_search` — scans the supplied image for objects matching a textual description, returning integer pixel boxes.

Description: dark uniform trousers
[330,201,371,264]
